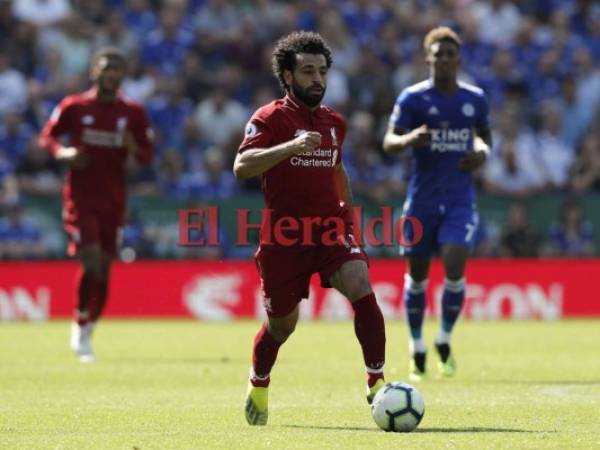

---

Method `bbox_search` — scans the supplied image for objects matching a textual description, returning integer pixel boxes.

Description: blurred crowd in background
[0,0,599,260]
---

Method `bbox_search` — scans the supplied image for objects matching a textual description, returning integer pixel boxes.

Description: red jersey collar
[284,93,324,118]
[84,87,122,102]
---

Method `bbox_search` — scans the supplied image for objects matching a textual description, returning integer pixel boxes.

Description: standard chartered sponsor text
[290,148,335,167]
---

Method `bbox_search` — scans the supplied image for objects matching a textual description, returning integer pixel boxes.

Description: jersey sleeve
[238,111,273,154]
[130,105,154,166]
[388,90,415,131]
[475,92,491,130]
[334,113,346,166]
[38,97,76,156]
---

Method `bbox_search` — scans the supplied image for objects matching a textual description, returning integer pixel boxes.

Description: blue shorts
[400,200,479,257]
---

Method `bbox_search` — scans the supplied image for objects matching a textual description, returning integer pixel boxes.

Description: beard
[291,79,325,108]
[97,76,121,95]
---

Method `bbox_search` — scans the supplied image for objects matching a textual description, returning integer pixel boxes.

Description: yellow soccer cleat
[435,342,456,378]
[245,383,268,426]
[366,378,386,405]
[408,352,428,382]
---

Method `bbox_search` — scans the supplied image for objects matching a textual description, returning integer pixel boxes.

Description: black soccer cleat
[435,342,456,377]
[408,351,427,382]
[435,342,450,363]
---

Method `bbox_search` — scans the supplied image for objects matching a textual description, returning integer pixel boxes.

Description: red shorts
[255,234,368,318]
[64,210,122,257]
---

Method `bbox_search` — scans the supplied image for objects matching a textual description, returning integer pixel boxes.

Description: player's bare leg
[405,257,431,381]
[329,260,386,404]
[70,245,104,362]
[245,305,299,425]
[436,244,468,377]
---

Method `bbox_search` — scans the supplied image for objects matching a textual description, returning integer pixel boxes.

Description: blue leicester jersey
[389,79,490,206]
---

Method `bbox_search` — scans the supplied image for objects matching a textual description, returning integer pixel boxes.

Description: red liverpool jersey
[39,88,153,224]
[239,95,347,241]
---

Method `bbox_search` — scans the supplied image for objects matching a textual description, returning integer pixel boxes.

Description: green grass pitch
[1,320,599,449]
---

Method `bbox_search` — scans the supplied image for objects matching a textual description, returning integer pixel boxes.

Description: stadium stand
[1,0,599,259]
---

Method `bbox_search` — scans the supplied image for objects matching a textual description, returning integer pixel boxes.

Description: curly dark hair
[271,31,333,92]
[91,47,126,68]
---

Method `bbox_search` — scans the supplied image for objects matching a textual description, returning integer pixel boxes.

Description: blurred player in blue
[383,27,492,381]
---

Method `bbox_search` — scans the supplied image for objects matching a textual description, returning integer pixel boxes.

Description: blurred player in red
[39,48,153,362]
[234,31,386,425]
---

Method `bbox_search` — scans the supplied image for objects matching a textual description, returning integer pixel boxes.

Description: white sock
[409,338,426,354]
[75,309,90,323]
[404,274,428,294]
[436,329,451,345]
[249,367,269,381]
[444,277,465,293]
[366,365,384,374]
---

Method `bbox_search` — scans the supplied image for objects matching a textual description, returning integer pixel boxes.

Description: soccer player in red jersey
[39,48,153,362]
[234,32,386,425]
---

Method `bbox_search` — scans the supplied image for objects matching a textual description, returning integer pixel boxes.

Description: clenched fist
[408,124,432,148]
[292,131,321,154]
[56,146,88,169]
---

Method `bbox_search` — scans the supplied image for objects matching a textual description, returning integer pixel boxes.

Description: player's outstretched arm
[127,108,154,166]
[335,162,353,207]
[53,146,88,168]
[458,127,492,171]
[474,128,492,156]
[233,132,321,179]
[383,124,431,154]
[124,130,153,166]
[39,97,78,155]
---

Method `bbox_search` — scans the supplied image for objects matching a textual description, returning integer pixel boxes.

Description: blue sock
[439,277,465,339]
[404,274,427,353]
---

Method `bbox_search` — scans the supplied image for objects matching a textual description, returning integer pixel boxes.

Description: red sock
[89,277,109,323]
[251,323,283,387]
[367,371,385,388]
[74,269,94,325]
[351,293,386,385]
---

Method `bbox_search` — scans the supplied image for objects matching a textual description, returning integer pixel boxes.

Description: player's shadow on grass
[281,425,378,432]
[483,380,600,386]
[281,425,549,433]
[416,427,549,433]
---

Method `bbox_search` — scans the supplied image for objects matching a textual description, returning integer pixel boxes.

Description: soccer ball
[370,381,425,432]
